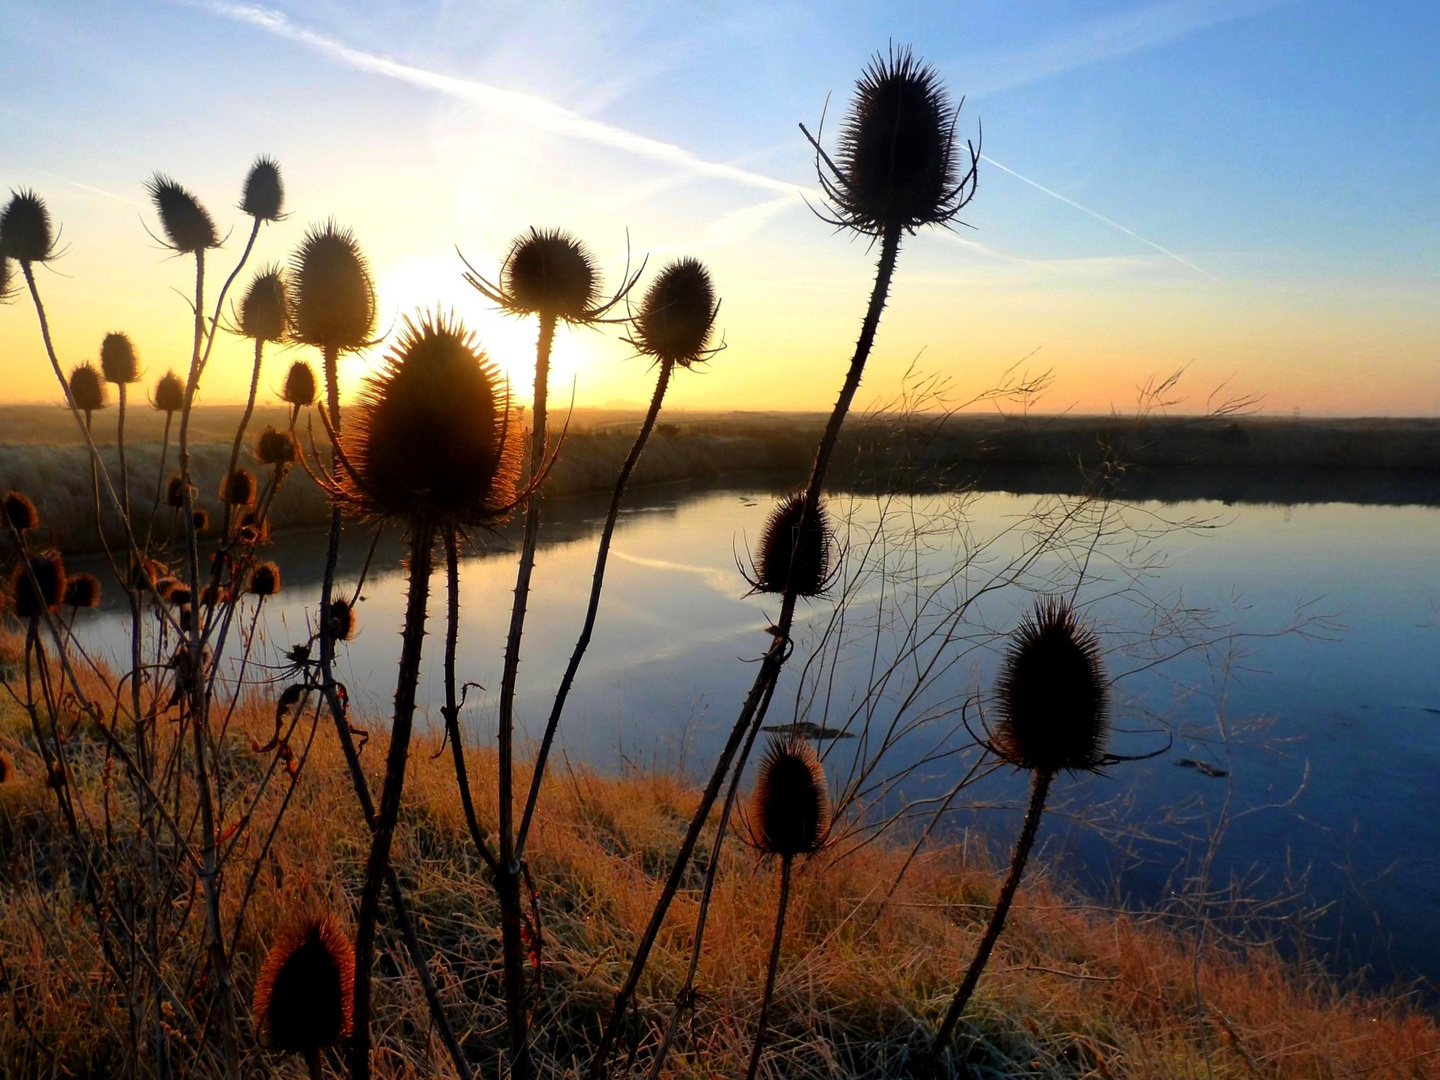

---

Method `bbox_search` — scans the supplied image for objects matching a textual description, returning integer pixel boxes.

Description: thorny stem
[516,356,674,859]
[587,220,904,1080]
[745,856,793,1080]
[924,768,1055,1076]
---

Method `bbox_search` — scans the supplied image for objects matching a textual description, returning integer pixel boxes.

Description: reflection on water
[66,481,1440,990]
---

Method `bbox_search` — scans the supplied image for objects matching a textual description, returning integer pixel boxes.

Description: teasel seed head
[631,257,719,368]
[240,155,285,222]
[145,174,218,254]
[192,509,210,532]
[238,266,289,343]
[236,509,271,545]
[749,737,832,858]
[502,227,599,321]
[68,363,108,415]
[0,255,12,302]
[63,573,101,609]
[337,311,522,526]
[99,332,140,385]
[290,222,376,353]
[165,474,191,509]
[4,491,39,532]
[746,492,836,598]
[253,913,355,1056]
[255,426,297,467]
[168,585,193,607]
[153,371,185,414]
[328,598,356,642]
[993,596,1111,774]
[247,561,282,597]
[154,577,180,602]
[131,558,163,592]
[220,468,257,507]
[11,551,65,619]
[0,189,56,265]
[282,361,317,407]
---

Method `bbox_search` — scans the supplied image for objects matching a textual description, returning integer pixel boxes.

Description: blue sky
[2,0,1437,413]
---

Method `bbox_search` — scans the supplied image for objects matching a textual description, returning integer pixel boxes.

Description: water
[65,481,1440,990]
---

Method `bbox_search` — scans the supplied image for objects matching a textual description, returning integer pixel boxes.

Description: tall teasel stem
[225,338,265,534]
[746,855,794,1080]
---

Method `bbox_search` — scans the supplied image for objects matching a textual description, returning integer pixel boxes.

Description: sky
[1,0,1437,415]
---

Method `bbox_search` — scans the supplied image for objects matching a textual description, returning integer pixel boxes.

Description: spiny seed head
[240,156,284,221]
[236,509,270,545]
[339,312,522,526]
[632,258,718,368]
[131,558,163,592]
[750,737,831,858]
[993,596,1110,774]
[154,371,185,413]
[11,551,65,619]
[0,256,12,301]
[145,174,218,254]
[238,267,289,343]
[154,577,180,602]
[328,598,356,642]
[748,492,835,598]
[192,509,210,532]
[255,426,297,467]
[247,561,281,597]
[290,222,376,353]
[503,228,599,321]
[63,573,101,608]
[0,189,55,264]
[169,585,193,607]
[253,913,355,1055]
[4,491,39,531]
[220,468,257,507]
[165,474,191,509]
[282,361,317,407]
[100,332,140,385]
[69,363,107,414]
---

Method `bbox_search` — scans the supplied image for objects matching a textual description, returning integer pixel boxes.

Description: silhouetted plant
[219,468,257,507]
[255,426,297,468]
[68,363,107,428]
[247,561,281,597]
[240,155,285,223]
[745,491,836,597]
[0,189,56,266]
[62,573,101,609]
[4,491,38,532]
[11,551,65,620]
[146,174,218,255]
[253,914,355,1080]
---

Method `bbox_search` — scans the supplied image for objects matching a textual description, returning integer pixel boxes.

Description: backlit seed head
[236,510,270,545]
[63,573,101,608]
[749,737,832,858]
[282,361,317,407]
[100,332,140,385]
[290,222,376,353]
[255,426,297,467]
[238,267,289,343]
[169,586,193,607]
[192,509,210,532]
[746,493,835,598]
[247,561,282,597]
[631,258,719,368]
[4,491,39,531]
[69,363,108,414]
[502,228,599,321]
[220,469,258,507]
[154,371,185,414]
[131,558,164,592]
[165,474,191,509]
[253,913,355,1055]
[145,174,218,254]
[327,598,356,642]
[993,596,1110,774]
[240,155,284,221]
[11,551,66,619]
[0,256,12,301]
[0,190,56,264]
[338,312,522,526]
[154,578,181,602]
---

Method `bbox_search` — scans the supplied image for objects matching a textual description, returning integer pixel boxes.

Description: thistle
[256,427,297,467]
[240,155,285,222]
[11,551,65,619]
[0,190,55,265]
[253,913,355,1080]
[629,257,720,368]
[68,363,108,425]
[247,561,281,597]
[745,492,836,598]
[145,174,218,254]
[4,491,39,532]
[219,468,257,507]
[63,573,102,608]
[100,333,140,385]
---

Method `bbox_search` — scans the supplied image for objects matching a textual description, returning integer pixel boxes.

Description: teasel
[281,360,317,427]
[68,363,107,429]
[256,426,297,469]
[253,913,355,1080]
[925,597,1111,1074]
[290,222,375,431]
[63,573,101,609]
[219,468,257,508]
[100,332,141,516]
[147,371,186,547]
[741,737,832,1080]
[0,255,13,303]
[0,189,56,267]
[247,561,281,597]
[327,597,356,642]
[146,174,218,255]
[11,551,66,620]
[240,155,285,223]
[192,509,210,533]
[166,474,191,510]
[226,268,291,530]
[744,492,836,598]
[4,491,39,533]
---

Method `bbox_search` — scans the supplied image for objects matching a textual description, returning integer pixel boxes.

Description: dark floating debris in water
[1176,758,1228,779]
[762,721,855,741]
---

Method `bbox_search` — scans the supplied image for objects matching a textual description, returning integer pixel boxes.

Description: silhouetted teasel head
[153,371,185,414]
[220,468,257,507]
[748,737,832,858]
[99,332,140,385]
[630,257,720,368]
[236,509,270,545]
[11,551,65,619]
[4,491,39,532]
[247,561,282,597]
[145,174,217,254]
[63,573,101,609]
[745,492,836,598]
[192,509,210,532]
[0,189,56,265]
[168,585,193,607]
[238,266,289,343]
[0,255,12,302]
[336,312,522,526]
[992,597,1110,775]
[256,426,297,467]
[290,222,376,354]
[165,473,191,509]
[808,46,977,237]
[240,155,285,222]
[68,363,108,416]
[282,361,317,407]
[504,228,598,320]
[253,913,355,1057]
[327,597,356,642]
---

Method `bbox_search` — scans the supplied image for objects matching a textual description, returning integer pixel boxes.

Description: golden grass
[0,697,1435,1079]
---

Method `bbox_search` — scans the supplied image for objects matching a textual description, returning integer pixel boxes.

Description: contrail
[31,169,146,209]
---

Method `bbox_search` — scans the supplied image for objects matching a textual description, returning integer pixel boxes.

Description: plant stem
[516,357,673,860]
[924,768,1054,1076]
[224,338,265,538]
[349,522,437,1080]
[745,856,793,1080]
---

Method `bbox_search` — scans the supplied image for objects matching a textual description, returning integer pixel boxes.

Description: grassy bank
[0,678,1434,1079]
